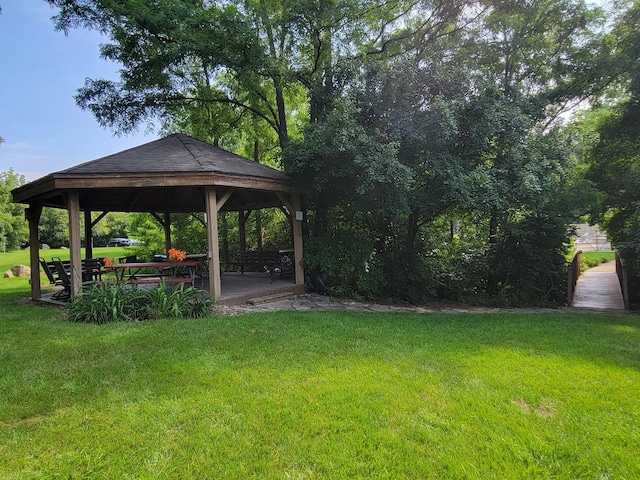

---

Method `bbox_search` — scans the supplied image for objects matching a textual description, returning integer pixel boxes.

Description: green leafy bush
[488,214,571,306]
[67,282,213,323]
[67,283,148,324]
[141,283,213,319]
[303,226,376,297]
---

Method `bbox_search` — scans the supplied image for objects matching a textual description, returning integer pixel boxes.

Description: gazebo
[11,134,307,303]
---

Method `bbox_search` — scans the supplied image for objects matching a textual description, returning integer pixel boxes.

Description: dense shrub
[67,283,214,324]
[303,227,376,297]
[141,283,213,319]
[372,246,439,304]
[488,214,571,306]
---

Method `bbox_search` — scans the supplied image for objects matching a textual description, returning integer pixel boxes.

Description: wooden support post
[68,191,83,297]
[164,212,171,253]
[205,187,221,301]
[291,193,305,286]
[239,210,249,252]
[27,205,43,300]
[84,210,93,259]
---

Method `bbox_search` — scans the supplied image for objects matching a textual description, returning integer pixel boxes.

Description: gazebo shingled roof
[12,133,307,302]
[12,133,304,213]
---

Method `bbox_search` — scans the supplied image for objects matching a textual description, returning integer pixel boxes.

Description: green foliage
[41,0,618,307]
[489,214,572,306]
[129,213,165,260]
[303,217,376,297]
[67,282,213,323]
[142,282,213,320]
[371,245,439,304]
[582,251,615,269]
[585,2,640,308]
[427,217,491,301]
[170,213,207,254]
[67,283,148,324]
[285,100,411,218]
[0,169,28,251]
[38,208,68,248]
[92,212,131,246]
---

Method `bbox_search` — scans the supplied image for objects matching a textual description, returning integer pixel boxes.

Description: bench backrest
[52,260,71,287]
[236,250,280,263]
[119,255,137,264]
[39,257,59,285]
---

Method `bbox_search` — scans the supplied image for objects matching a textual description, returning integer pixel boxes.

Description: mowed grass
[1,246,133,272]
[0,253,639,478]
[581,251,616,268]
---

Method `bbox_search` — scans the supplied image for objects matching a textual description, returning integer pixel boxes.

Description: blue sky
[0,0,156,181]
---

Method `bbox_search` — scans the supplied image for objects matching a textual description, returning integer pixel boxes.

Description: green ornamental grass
[68,282,213,323]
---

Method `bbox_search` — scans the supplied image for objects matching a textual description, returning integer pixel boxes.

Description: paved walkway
[217,262,631,315]
[216,293,622,316]
[571,262,626,310]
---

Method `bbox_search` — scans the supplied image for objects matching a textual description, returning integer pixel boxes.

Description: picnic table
[109,260,202,286]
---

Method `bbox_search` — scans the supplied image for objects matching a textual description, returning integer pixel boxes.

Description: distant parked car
[107,238,130,247]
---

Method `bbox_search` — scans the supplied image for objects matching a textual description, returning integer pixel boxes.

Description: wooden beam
[150,212,166,227]
[217,188,234,212]
[90,211,109,229]
[276,192,294,214]
[205,187,221,301]
[32,173,302,192]
[27,204,43,301]
[190,213,206,227]
[68,191,83,297]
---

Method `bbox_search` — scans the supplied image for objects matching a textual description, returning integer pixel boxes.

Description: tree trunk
[406,209,421,249]
[486,214,500,295]
[253,138,264,251]
[275,84,289,149]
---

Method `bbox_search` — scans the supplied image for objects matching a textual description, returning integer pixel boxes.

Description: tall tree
[450,0,607,295]
[45,0,475,151]
[586,1,640,307]
[0,169,28,251]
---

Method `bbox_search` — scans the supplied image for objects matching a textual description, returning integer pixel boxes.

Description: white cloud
[4,141,38,150]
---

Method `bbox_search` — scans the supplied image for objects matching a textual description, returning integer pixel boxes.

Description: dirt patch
[511,398,556,418]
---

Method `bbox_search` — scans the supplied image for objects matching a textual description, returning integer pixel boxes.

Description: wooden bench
[40,257,103,299]
[51,259,95,301]
[49,257,104,281]
[227,250,281,275]
[40,257,66,299]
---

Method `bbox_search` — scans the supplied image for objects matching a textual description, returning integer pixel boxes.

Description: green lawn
[0,253,639,478]
[1,246,132,273]
[581,250,616,269]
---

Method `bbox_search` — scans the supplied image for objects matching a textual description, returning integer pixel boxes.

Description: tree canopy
[12,0,634,306]
[585,1,640,307]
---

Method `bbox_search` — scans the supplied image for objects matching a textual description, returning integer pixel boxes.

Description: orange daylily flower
[168,248,186,262]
